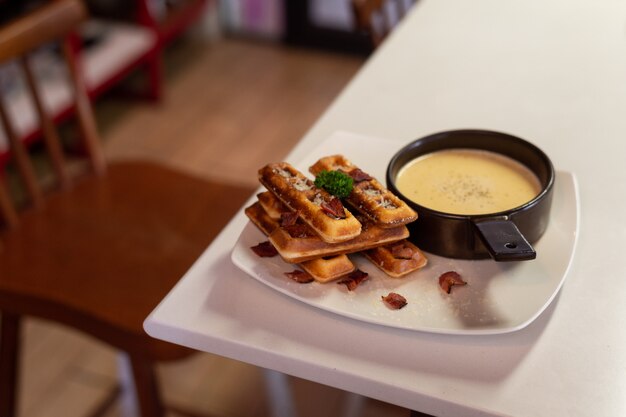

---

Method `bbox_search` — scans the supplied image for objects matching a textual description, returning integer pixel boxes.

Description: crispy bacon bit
[283,224,314,238]
[390,243,414,260]
[438,271,467,294]
[280,210,299,227]
[382,292,407,309]
[321,197,347,219]
[337,269,369,291]
[285,270,314,283]
[251,241,278,257]
[346,168,373,182]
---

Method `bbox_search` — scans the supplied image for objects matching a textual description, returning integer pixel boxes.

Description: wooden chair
[351,0,417,48]
[0,1,253,416]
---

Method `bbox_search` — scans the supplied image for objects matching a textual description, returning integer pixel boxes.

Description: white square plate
[231,131,579,335]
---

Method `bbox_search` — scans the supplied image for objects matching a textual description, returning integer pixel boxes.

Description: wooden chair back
[351,0,417,47]
[0,0,106,230]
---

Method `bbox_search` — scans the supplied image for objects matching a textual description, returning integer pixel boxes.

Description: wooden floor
[103,37,360,188]
[15,38,411,417]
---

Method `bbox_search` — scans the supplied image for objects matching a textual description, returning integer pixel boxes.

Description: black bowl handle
[473,219,536,261]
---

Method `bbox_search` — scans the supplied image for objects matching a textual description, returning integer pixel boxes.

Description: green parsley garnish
[314,170,353,198]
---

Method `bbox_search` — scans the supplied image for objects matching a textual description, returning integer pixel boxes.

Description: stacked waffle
[245,155,428,283]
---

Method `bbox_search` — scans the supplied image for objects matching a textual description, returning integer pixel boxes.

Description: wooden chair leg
[0,312,21,417]
[263,369,298,417]
[129,355,165,417]
[341,392,366,417]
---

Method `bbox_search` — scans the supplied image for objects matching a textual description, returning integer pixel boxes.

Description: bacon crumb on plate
[438,271,467,294]
[251,241,278,257]
[382,292,407,309]
[285,270,314,283]
[337,269,369,291]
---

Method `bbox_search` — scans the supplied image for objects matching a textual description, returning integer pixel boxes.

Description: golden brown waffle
[245,201,356,282]
[309,155,417,228]
[363,240,428,278]
[268,220,409,263]
[258,162,362,243]
[250,157,427,280]
[300,255,355,283]
[246,200,422,279]
[257,191,287,220]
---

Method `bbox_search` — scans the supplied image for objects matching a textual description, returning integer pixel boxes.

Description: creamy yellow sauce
[395,149,541,215]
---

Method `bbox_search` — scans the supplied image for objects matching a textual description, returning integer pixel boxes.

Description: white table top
[145,1,626,416]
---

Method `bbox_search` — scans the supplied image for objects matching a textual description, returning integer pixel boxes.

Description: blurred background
[0,0,416,416]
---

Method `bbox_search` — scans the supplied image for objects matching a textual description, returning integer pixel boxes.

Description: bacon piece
[438,271,467,294]
[347,168,373,182]
[283,224,315,238]
[337,269,369,291]
[285,270,314,283]
[280,210,300,227]
[382,292,407,309]
[321,198,347,219]
[251,241,278,257]
[390,242,414,260]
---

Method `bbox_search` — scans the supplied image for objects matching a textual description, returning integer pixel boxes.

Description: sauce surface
[395,149,541,215]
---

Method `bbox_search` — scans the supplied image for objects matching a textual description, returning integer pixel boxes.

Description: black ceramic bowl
[386,130,555,261]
